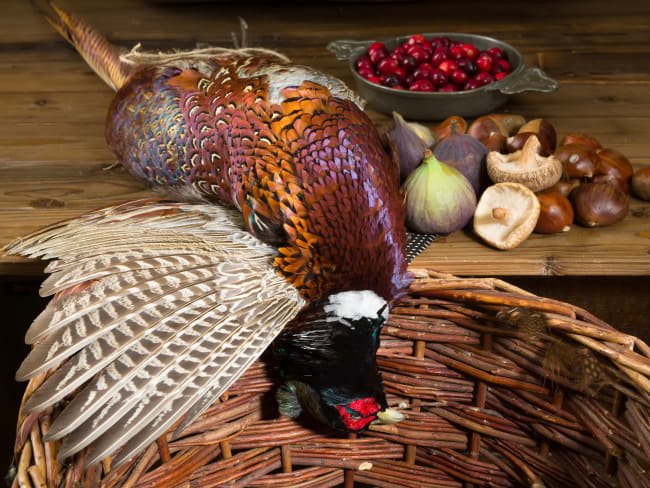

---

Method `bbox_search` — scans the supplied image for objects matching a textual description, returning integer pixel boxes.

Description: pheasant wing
[5,199,305,467]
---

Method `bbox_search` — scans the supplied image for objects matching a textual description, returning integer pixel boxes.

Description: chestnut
[560,133,602,150]
[591,174,628,194]
[507,132,552,156]
[596,147,633,183]
[432,116,467,141]
[518,118,557,152]
[467,114,525,142]
[549,179,580,197]
[555,144,599,178]
[482,133,508,153]
[535,190,574,233]
[631,167,650,201]
[570,182,629,227]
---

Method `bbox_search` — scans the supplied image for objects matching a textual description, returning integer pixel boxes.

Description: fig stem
[492,207,509,220]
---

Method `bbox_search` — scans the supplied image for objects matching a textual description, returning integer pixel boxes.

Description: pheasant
[6,4,411,468]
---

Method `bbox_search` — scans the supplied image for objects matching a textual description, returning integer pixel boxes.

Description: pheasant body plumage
[5,4,411,469]
[106,56,409,301]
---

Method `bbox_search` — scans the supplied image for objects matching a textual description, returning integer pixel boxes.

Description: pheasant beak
[375,407,405,425]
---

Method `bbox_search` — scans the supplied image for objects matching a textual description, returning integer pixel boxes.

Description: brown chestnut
[591,174,628,194]
[518,118,557,152]
[570,183,629,227]
[560,134,602,150]
[555,144,599,178]
[549,179,581,197]
[432,116,467,142]
[482,133,508,153]
[467,115,505,142]
[596,148,633,183]
[507,132,552,156]
[535,190,574,233]
[631,167,650,201]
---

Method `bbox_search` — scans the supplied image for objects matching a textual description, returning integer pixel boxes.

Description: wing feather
[5,199,305,467]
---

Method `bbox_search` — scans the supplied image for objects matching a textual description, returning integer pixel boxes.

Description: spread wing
[5,199,305,467]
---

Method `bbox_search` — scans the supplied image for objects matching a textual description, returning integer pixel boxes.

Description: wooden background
[1,0,649,471]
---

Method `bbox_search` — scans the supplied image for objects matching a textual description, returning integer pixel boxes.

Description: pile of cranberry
[356,34,512,92]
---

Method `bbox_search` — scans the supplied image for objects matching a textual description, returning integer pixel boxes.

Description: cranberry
[456,58,478,76]
[461,43,478,60]
[368,42,386,53]
[495,59,511,72]
[438,59,459,74]
[438,83,458,92]
[413,63,435,81]
[409,79,434,92]
[407,34,426,45]
[369,47,388,65]
[476,53,493,72]
[358,68,376,80]
[450,69,468,85]
[382,73,402,87]
[430,68,448,87]
[449,45,466,60]
[408,47,430,64]
[392,85,405,90]
[431,36,451,49]
[431,50,449,67]
[392,45,407,56]
[393,67,406,83]
[421,39,434,52]
[377,57,399,75]
[391,50,407,66]
[475,72,495,85]
[487,47,505,59]
[356,56,373,71]
[405,74,415,85]
[449,40,464,49]
[494,71,509,81]
[401,55,419,72]
[463,79,482,90]
[367,76,381,84]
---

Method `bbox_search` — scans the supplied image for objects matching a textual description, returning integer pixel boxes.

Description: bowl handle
[326,40,374,61]
[489,66,560,95]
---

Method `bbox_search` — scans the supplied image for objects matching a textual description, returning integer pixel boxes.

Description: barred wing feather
[5,199,305,467]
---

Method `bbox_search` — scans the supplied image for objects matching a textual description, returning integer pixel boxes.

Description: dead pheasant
[5,4,410,468]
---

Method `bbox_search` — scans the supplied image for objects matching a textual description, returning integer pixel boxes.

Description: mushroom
[473,182,540,250]
[486,135,562,192]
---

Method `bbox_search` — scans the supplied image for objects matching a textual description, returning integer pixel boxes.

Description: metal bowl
[327,33,559,121]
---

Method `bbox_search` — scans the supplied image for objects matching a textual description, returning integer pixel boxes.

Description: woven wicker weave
[11,268,650,488]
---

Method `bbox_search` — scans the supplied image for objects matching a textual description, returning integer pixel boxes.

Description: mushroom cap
[487,136,562,192]
[473,182,541,250]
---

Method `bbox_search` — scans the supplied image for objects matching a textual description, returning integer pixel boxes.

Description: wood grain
[1,0,649,277]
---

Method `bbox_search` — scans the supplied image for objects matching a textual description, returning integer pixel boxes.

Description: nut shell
[518,118,557,152]
[534,190,573,233]
[555,144,599,178]
[596,147,633,183]
[631,167,650,201]
[570,183,629,227]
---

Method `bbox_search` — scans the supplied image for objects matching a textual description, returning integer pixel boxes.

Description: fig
[402,151,476,234]
[386,112,435,180]
[433,120,489,194]
[570,183,629,227]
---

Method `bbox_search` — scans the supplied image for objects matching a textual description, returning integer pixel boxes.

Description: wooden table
[1,0,649,469]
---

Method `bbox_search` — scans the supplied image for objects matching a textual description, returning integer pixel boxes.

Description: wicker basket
[11,269,650,488]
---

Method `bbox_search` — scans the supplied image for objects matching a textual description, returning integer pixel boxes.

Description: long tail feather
[43,1,132,90]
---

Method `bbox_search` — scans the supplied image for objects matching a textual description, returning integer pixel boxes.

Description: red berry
[487,47,505,59]
[494,71,509,81]
[392,45,407,56]
[438,59,459,74]
[356,56,373,71]
[367,76,381,84]
[407,34,426,45]
[401,55,418,72]
[438,83,458,92]
[405,74,415,85]
[391,51,407,66]
[409,79,434,92]
[496,59,510,72]
[449,45,466,60]
[461,43,478,60]
[463,79,482,90]
[431,49,449,67]
[392,85,405,90]
[358,68,376,80]
[431,37,451,49]
[430,68,448,87]
[413,63,435,81]
[457,58,478,76]
[377,57,399,75]
[368,42,386,53]
[392,67,406,82]
[450,69,468,85]
[476,53,493,72]
[474,72,495,85]
[408,47,430,64]
[369,48,388,65]
[382,73,402,87]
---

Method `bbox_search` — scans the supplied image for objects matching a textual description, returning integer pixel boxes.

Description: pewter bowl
[327,33,559,121]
